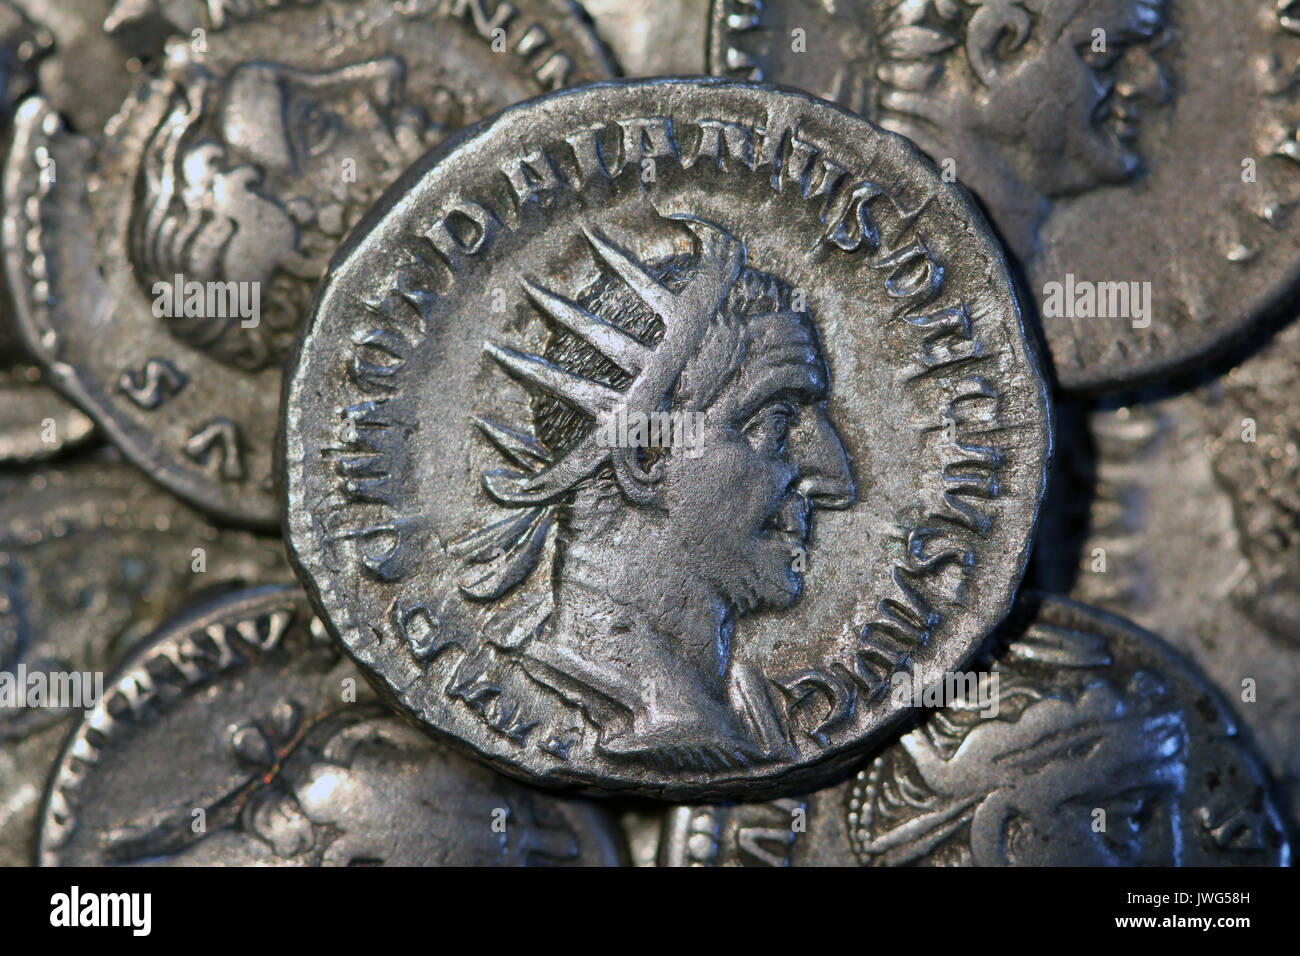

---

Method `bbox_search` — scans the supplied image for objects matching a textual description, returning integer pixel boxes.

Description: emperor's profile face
[457,217,856,757]
[659,306,853,615]
[210,57,434,266]
[978,0,1169,198]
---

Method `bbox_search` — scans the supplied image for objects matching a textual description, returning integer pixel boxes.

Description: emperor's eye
[743,402,796,455]
[289,94,340,163]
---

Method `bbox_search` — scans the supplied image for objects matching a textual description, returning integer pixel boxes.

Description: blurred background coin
[1035,313,1300,831]
[3,0,615,527]
[0,453,290,865]
[0,0,96,463]
[586,0,710,75]
[710,0,1300,391]
[40,585,628,866]
[659,593,1291,866]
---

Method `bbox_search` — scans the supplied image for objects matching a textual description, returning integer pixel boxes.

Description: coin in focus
[285,78,1052,797]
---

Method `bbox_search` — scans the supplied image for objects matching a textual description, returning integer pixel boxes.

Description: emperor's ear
[965,2,1033,85]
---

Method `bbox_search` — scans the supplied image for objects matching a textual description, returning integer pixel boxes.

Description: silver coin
[0,353,95,463]
[40,584,628,866]
[7,0,141,132]
[0,455,292,865]
[3,0,615,528]
[709,0,1300,391]
[585,0,710,76]
[660,593,1291,866]
[285,78,1052,797]
[1036,315,1300,829]
[0,1,96,463]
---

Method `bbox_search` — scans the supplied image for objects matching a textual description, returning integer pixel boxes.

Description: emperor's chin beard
[725,559,804,617]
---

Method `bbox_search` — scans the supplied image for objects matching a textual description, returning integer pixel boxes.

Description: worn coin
[0,356,95,463]
[285,79,1052,797]
[7,0,141,132]
[660,593,1291,865]
[0,454,291,866]
[40,584,628,866]
[0,0,96,463]
[1034,314,1300,830]
[3,0,614,528]
[710,0,1300,391]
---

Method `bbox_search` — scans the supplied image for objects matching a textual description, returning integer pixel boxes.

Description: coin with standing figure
[0,455,291,866]
[39,585,628,866]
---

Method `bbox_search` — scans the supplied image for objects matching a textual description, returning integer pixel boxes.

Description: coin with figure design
[658,594,1291,866]
[710,0,1300,391]
[2,0,614,527]
[39,585,628,866]
[284,79,1052,797]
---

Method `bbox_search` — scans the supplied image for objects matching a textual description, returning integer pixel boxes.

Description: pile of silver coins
[1,0,1294,867]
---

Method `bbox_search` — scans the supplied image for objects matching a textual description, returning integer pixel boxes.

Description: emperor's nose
[790,408,854,509]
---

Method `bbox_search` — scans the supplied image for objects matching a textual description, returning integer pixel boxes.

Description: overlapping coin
[0,0,96,464]
[40,585,628,866]
[710,0,1300,391]
[3,0,614,527]
[0,455,291,866]
[284,78,1052,797]
[1036,314,1300,827]
[659,594,1291,866]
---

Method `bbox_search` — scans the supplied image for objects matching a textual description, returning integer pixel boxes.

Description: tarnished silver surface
[285,78,1052,797]
[0,343,95,464]
[1035,314,1300,830]
[0,0,96,463]
[40,585,628,866]
[660,593,1291,866]
[0,454,291,866]
[586,0,710,76]
[7,0,140,132]
[709,1,1300,391]
[3,0,614,528]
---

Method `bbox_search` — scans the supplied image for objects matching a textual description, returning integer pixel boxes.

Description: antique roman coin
[710,0,1300,391]
[659,593,1292,866]
[284,79,1052,797]
[0,454,292,866]
[0,0,95,463]
[3,0,614,527]
[40,585,628,866]
[1034,314,1300,830]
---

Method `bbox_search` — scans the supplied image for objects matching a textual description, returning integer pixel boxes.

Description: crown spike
[484,342,620,418]
[520,277,650,375]
[483,433,610,505]
[470,416,551,471]
[582,226,680,327]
